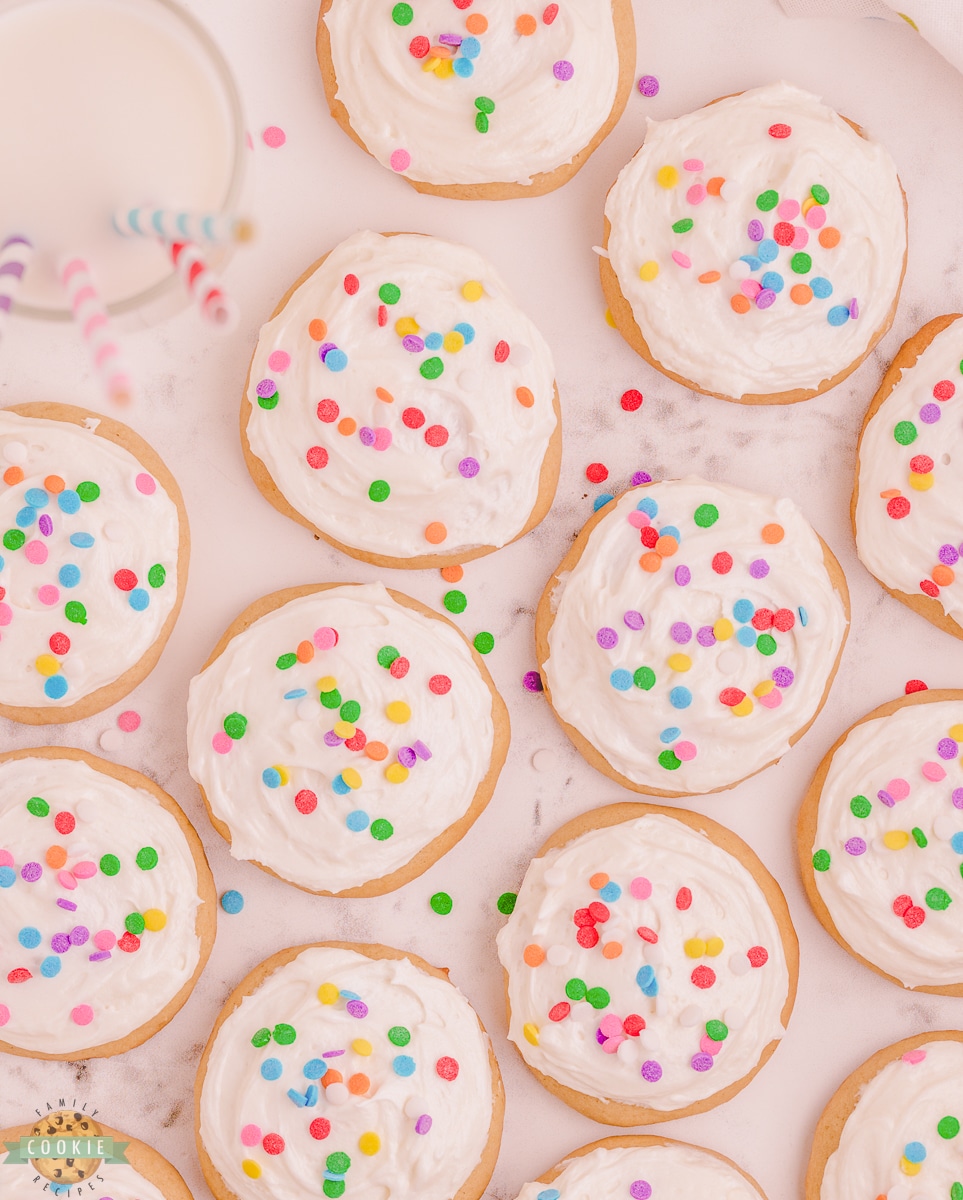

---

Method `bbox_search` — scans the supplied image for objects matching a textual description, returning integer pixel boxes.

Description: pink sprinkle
[71,1004,94,1026]
[777,199,800,220]
[262,126,286,149]
[671,250,691,269]
[902,1049,927,1064]
[135,473,156,496]
[627,510,650,528]
[805,205,826,229]
[390,148,411,172]
[241,1124,262,1147]
[675,740,698,761]
[0,850,12,867]
[373,426,393,452]
[245,131,254,150]
[599,1013,623,1037]
[0,603,10,625]
[630,876,652,900]
[922,761,945,781]
[791,226,809,250]
[741,279,762,300]
[268,350,291,373]
[117,710,141,733]
[758,690,782,710]
[888,778,910,802]
[73,861,96,879]
[850,297,859,320]
[0,1004,9,1026]
[24,540,48,565]
[700,1034,723,1055]
[212,731,233,755]
[602,1035,625,1054]
[686,184,706,205]
[682,158,704,172]
[58,870,77,890]
[93,930,116,951]
[313,626,338,651]
[38,585,60,606]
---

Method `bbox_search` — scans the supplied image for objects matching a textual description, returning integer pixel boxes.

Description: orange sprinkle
[46,845,67,869]
[879,488,901,499]
[730,294,751,314]
[640,551,663,573]
[320,1070,343,1088]
[430,43,454,57]
[933,565,956,587]
[706,176,725,196]
[338,417,357,436]
[308,319,328,341]
[44,475,65,493]
[655,534,678,558]
[3,466,24,486]
[347,1073,370,1095]
[441,565,463,583]
[465,12,487,32]
[523,944,546,967]
[819,226,841,249]
[761,523,785,544]
[375,387,394,404]
[589,872,609,889]
[365,741,389,761]
[790,284,813,305]
[296,640,315,664]
[425,522,447,545]
[698,270,721,284]
[516,386,534,408]
[602,942,623,960]
[516,12,537,34]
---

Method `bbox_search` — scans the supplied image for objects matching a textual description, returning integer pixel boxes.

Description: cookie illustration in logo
[29,1111,102,1184]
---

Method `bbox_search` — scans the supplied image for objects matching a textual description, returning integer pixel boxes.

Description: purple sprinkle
[670,621,692,644]
[691,1053,714,1072]
[56,898,77,911]
[630,1184,652,1200]
[21,862,42,882]
[772,666,794,688]
[939,544,960,566]
[553,59,574,81]
[88,951,111,962]
[696,625,716,648]
[596,626,619,650]
[414,1114,432,1135]
[631,470,653,486]
[38,514,53,537]
[346,999,368,1019]
[953,788,963,810]
[596,1027,607,1046]
[359,426,376,446]
[51,933,70,954]
[920,403,941,424]
[674,564,691,587]
[318,342,336,362]
[845,837,866,856]
[69,926,89,946]
[322,1049,345,1058]
[413,740,432,761]
[747,219,765,242]
[398,746,417,769]
[458,457,480,479]
[938,738,958,760]
[402,335,424,353]
[323,731,344,747]
[749,558,770,579]
[256,378,276,398]
[878,789,896,808]
[640,1059,662,1082]
[439,32,462,44]
[638,74,659,97]
[523,670,543,693]
[756,288,777,310]
[624,610,645,631]
[850,297,859,320]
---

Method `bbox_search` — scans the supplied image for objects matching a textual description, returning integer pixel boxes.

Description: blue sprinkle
[669,686,692,709]
[220,889,244,914]
[637,497,658,518]
[324,1173,347,1183]
[15,506,36,528]
[332,774,351,795]
[18,926,41,949]
[304,1058,328,1080]
[827,305,850,326]
[733,598,755,623]
[736,626,757,648]
[0,556,4,571]
[798,606,808,626]
[44,675,68,700]
[128,588,150,611]
[0,866,15,888]
[58,490,81,514]
[810,277,833,299]
[69,533,95,548]
[304,1084,319,1106]
[757,238,779,263]
[636,964,659,996]
[424,332,443,350]
[593,493,614,512]
[537,1192,561,1200]
[761,271,784,293]
[739,255,762,272]
[610,668,633,691]
[599,882,621,902]
[659,726,681,744]
[950,832,963,854]
[340,990,361,1001]
[453,322,475,344]
[58,564,81,588]
[393,1055,416,1077]
[287,1088,307,1108]
[325,348,348,372]
[261,1058,283,1081]
[262,767,282,788]
[460,35,481,58]
[284,688,308,700]
[346,809,369,831]
[452,56,474,77]
[40,955,61,978]
[24,488,49,508]
[904,1141,926,1164]
[659,525,682,542]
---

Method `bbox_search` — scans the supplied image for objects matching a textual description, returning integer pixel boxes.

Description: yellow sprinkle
[604,308,616,328]
[667,653,691,672]
[334,720,356,738]
[422,56,439,71]
[733,697,754,717]
[684,937,706,958]
[385,763,409,784]
[395,317,419,336]
[753,680,775,697]
[639,260,659,282]
[142,908,167,932]
[713,618,734,641]
[352,1038,373,1056]
[443,330,465,353]
[884,830,910,850]
[318,675,337,692]
[435,57,455,76]
[318,982,339,1005]
[386,700,411,723]
[901,1157,922,1176]
[898,12,919,30]
[35,654,60,677]
[273,765,290,786]
[706,936,725,957]
[462,280,484,301]
[242,1161,261,1179]
[949,723,963,741]
[342,767,362,790]
[909,472,934,491]
[801,196,819,215]
[358,1132,381,1156]
[523,1022,540,1046]
[657,165,679,189]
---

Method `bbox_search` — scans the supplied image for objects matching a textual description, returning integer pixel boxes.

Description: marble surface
[3,1,963,1197]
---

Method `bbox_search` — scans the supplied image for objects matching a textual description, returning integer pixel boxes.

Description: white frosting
[1,1152,168,1200]
[821,1039,963,1200]
[810,699,963,989]
[0,755,203,1054]
[515,1142,765,1200]
[542,477,848,793]
[245,231,557,561]
[322,1,621,187]
[0,410,182,711]
[186,582,497,894]
[495,814,790,1110]
[199,946,494,1200]
[856,317,963,623]
[605,81,906,400]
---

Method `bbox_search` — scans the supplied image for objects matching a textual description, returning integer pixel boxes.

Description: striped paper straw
[113,206,253,245]
[0,235,34,340]
[61,258,133,406]
[169,240,239,332]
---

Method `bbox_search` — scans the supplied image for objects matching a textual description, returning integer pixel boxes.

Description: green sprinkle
[391,2,413,24]
[148,563,166,588]
[634,665,656,690]
[377,645,400,668]
[419,356,444,380]
[76,481,100,502]
[251,1027,271,1048]
[756,189,779,212]
[938,1116,960,1139]
[100,853,120,876]
[756,634,777,656]
[224,712,248,740]
[850,795,871,818]
[812,849,831,872]
[26,796,50,817]
[378,283,401,305]
[323,1182,345,1199]
[3,529,25,551]
[952,1183,963,1200]
[893,420,918,445]
[65,600,87,625]
[473,631,494,654]
[564,977,587,1001]
[257,391,279,410]
[658,750,681,770]
[340,700,361,723]
[320,689,342,709]
[926,886,952,910]
[706,1019,728,1042]
[276,652,297,670]
[125,912,145,935]
[497,892,517,915]
[430,891,453,915]
[136,847,158,870]
[810,184,830,205]
[586,986,610,1009]
[475,112,489,134]
[474,96,495,114]
[326,1152,351,1175]
[443,590,467,614]
[273,1023,297,1045]
[912,826,928,848]
[672,218,694,233]
[370,818,394,840]
[369,479,390,503]
[790,252,812,274]
[388,1026,411,1046]
[693,503,719,528]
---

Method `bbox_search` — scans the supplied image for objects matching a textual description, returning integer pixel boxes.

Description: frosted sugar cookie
[854,314,963,638]
[316,1,634,199]
[196,942,503,1200]
[515,1134,769,1200]
[601,82,907,403]
[1,1115,193,1200]
[0,404,188,723]
[535,477,849,796]
[242,230,560,568]
[495,804,797,1124]
[799,689,963,995]
[806,1031,963,1200]
[0,747,215,1059]
[186,582,509,897]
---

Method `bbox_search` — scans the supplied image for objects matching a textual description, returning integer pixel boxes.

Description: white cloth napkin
[777,0,963,75]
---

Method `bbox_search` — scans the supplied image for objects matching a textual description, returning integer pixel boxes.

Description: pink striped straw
[169,241,238,332]
[0,235,34,344]
[61,258,133,405]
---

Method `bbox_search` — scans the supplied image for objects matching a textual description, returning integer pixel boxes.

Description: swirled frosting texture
[1,1155,168,1200]
[496,815,790,1110]
[322,1,620,186]
[199,946,494,1200]
[186,583,496,893]
[245,231,557,560]
[0,755,202,1053]
[810,699,963,988]
[856,318,963,622]
[0,410,181,709]
[821,1039,963,1200]
[605,82,905,399]
[542,478,847,793]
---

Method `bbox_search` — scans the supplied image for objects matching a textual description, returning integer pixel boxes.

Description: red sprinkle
[7,968,31,983]
[389,657,410,679]
[773,608,795,632]
[769,123,792,138]
[910,454,934,475]
[719,687,746,707]
[377,304,388,327]
[306,446,329,469]
[622,1013,645,1035]
[711,552,733,575]
[904,905,926,929]
[344,730,367,752]
[409,35,430,58]
[494,340,510,363]
[435,1056,459,1080]
[905,679,928,694]
[893,894,913,917]
[573,907,595,927]
[934,380,955,400]
[887,496,911,519]
[586,462,609,484]
[921,579,940,598]
[54,812,76,836]
[429,674,452,695]
[747,945,769,968]
[675,887,692,910]
[751,608,774,631]
[49,632,70,655]
[691,965,716,989]
[452,0,473,7]
[295,789,318,815]
[402,407,426,429]
[620,388,643,412]
[543,2,558,22]
[309,1118,331,1140]
[587,901,610,923]
[343,274,359,295]
[317,399,339,423]
[118,932,141,953]
[576,926,599,949]
[425,425,449,447]
[640,525,659,548]
[549,1001,570,1022]
[262,1134,285,1156]
[113,569,137,592]
[636,926,659,944]
[773,222,795,246]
